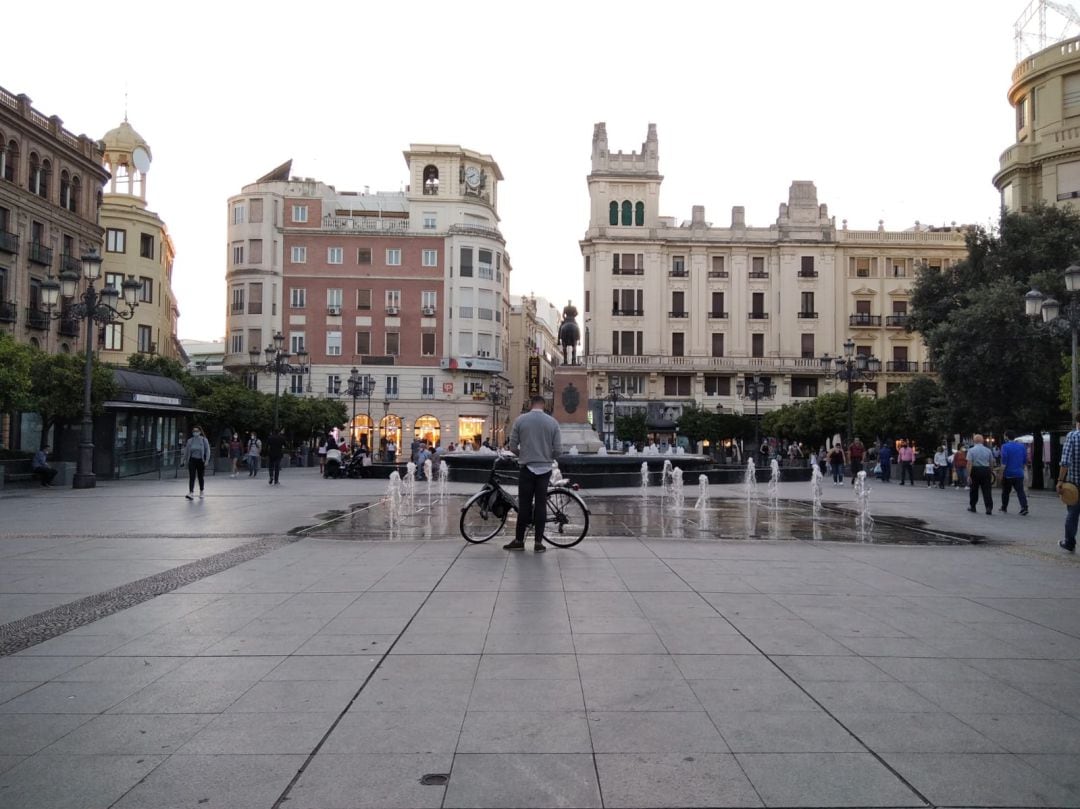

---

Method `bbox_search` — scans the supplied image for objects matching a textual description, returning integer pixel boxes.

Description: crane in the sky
[1016,0,1080,59]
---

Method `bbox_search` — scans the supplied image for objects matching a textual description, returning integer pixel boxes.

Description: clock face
[464,167,480,188]
[132,146,151,174]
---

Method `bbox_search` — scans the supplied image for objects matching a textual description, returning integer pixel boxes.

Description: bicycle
[459,451,590,547]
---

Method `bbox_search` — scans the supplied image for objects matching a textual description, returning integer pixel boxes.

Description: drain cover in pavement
[419,773,449,786]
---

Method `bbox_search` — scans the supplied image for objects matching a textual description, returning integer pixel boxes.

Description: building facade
[994,35,1080,212]
[581,123,968,437]
[508,294,562,416]
[223,146,513,452]
[0,87,109,355]
[98,120,181,362]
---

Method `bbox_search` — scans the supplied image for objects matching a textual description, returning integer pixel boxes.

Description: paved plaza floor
[0,469,1078,808]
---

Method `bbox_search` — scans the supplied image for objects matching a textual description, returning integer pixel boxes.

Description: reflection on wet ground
[306,494,965,545]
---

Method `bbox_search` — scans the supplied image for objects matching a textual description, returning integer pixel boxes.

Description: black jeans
[188,459,205,493]
[268,456,282,484]
[899,461,915,485]
[850,459,863,483]
[970,466,993,512]
[516,469,551,544]
[32,466,58,486]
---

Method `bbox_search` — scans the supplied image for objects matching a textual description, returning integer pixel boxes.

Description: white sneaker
[185,493,193,500]
[198,491,204,498]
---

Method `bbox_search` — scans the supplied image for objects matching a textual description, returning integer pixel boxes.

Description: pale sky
[6,0,1026,341]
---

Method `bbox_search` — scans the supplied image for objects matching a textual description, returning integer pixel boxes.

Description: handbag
[872,463,882,475]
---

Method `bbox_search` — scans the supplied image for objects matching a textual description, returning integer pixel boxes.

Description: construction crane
[1016,0,1080,59]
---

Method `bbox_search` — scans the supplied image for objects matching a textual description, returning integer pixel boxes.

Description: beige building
[994,34,1080,211]
[98,120,180,362]
[581,123,968,436]
[507,294,562,416]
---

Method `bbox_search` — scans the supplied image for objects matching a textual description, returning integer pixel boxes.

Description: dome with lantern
[101,118,152,200]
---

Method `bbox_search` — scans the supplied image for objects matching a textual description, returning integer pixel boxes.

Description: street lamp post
[821,338,881,443]
[487,379,514,446]
[1025,262,1080,417]
[248,332,309,431]
[345,368,375,449]
[595,380,627,450]
[736,374,776,457]
[40,250,141,488]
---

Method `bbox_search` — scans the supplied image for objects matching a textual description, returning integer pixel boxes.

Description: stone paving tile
[800,680,942,713]
[290,752,451,808]
[0,681,39,704]
[1011,680,1080,717]
[157,655,285,682]
[355,677,472,712]
[484,633,575,654]
[834,711,1005,753]
[867,655,992,681]
[444,753,601,808]
[13,633,132,657]
[884,752,1080,807]
[111,753,305,809]
[582,678,700,712]
[577,653,683,681]
[956,712,1080,754]
[53,655,183,686]
[0,756,25,775]
[42,713,213,755]
[966,657,1079,683]
[391,631,487,654]
[0,713,90,755]
[321,709,465,754]
[471,679,585,712]
[0,680,143,714]
[0,753,165,809]
[906,679,1063,714]
[224,679,358,713]
[772,654,895,682]
[588,710,728,753]
[262,654,379,681]
[735,752,922,807]
[107,679,254,714]
[293,633,395,656]
[0,656,89,682]
[690,678,820,713]
[570,632,666,654]
[595,752,762,808]
[1021,755,1080,798]
[198,632,312,656]
[177,711,337,754]
[672,654,788,681]
[711,710,865,753]
[458,710,591,753]
[475,653,576,680]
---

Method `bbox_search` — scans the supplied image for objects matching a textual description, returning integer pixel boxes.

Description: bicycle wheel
[543,488,589,548]
[460,494,508,543]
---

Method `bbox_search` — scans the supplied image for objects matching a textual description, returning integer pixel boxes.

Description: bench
[0,459,36,489]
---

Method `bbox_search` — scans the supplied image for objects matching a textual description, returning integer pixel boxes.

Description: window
[621,200,632,226]
[230,286,245,314]
[613,330,643,356]
[423,164,439,195]
[292,205,308,223]
[289,374,304,394]
[230,331,244,354]
[327,288,343,308]
[357,248,371,265]
[751,292,765,317]
[421,290,437,312]
[232,242,244,265]
[232,204,246,225]
[106,229,126,253]
[386,332,400,355]
[478,249,493,279]
[385,376,399,397]
[421,376,435,396]
[102,323,123,351]
[791,377,818,398]
[423,212,436,230]
[855,258,871,277]
[458,331,474,356]
[104,273,124,294]
[671,256,686,276]
[249,198,263,223]
[711,333,724,357]
[857,344,872,358]
[250,238,262,263]
[609,201,618,226]
[357,288,372,310]
[290,288,306,308]
[635,201,645,226]
[663,375,691,396]
[422,249,438,267]
[140,233,154,259]
[386,289,401,310]
[459,287,474,319]
[327,331,342,356]
[711,291,725,316]
[328,247,343,264]
[856,299,872,314]
[248,283,263,314]
[2,139,17,183]
[704,375,731,396]
[892,300,908,315]
[355,331,372,355]
[248,329,262,354]
[800,291,815,317]
[460,247,473,277]
[137,324,153,353]
[386,248,401,266]
[710,255,726,276]
[613,288,644,315]
[750,256,766,276]
[478,289,494,320]
[327,375,341,395]
[291,246,307,263]
[421,331,436,356]
[801,333,815,358]
[290,332,306,354]
[672,333,684,356]
[139,277,153,303]
[752,333,764,358]
[671,291,685,316]
[585,291,590,313]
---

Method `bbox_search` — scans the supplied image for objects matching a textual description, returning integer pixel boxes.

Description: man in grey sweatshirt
[505,395,562,552]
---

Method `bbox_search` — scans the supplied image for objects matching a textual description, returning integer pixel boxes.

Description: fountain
[810,463,823,514]
[597,446,608,456]
[386,471,403,529]
[854,470,874,538]
[438,460,449,500]
[551,460,564,486]
[640,462,649,502]
[423,459,433,504]
[694,474,709,512]
[743,458,758,504]
[661,459,674,494]
[671,467,685,510]
[768,459,781,510]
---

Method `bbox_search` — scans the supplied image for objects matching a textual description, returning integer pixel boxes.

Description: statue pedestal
[552,365,603,453]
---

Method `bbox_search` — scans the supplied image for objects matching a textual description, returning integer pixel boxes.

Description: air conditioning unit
[386,306,399,316]
[421,306,436,316]
[327,306,341,316]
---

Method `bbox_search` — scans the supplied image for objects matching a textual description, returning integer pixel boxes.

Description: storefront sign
[442,382,454,393]
[132,393,182,406]
[528,356,540,398]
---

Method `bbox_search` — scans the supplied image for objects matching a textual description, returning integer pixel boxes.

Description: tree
[27,350,116,448]
[674,404,715,451]
[614,411,647,445]
[0,333,32,418]
[127,353,191,383]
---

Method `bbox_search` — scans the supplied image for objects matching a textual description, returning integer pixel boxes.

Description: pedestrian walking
[318,437,328,475]
[266,428,286,485]
[966,434,995,515]
[999,430,1029,516]
[933,446,950,489]
[182,425,211,500]
[878,441,892,483]
[1056,413,1080,552]
[246,432,262,477]
[924,457,936,486]
[848,436,865,484]
[228,434,242,477]
[952,445,969,489]
[386,438,397,464]
[828,444,845,486]
[897,441,916,485]
[505,394,562,553]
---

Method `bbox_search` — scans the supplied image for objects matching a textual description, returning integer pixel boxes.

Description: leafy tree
[614,411,647,445]
[27,350,116,448]
[127,353,191,382]
[0,333,32,418]
[674,404,715,451]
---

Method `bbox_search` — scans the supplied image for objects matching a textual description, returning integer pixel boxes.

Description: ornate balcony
[797,311,818,319]
[748,271,769,279]
[612,267,644,275]
[25,307,47,330]
[707,270,729,279]
[886,314,910,328]
[612,308,644,316]
[748,312,769,320]
[0,230,18,253]
[668,269,688,278]
[798,270,819,278]
[885,360,919,373]
[706,310,728,319]
[28,242,52,266]
[0,300,16,322]
[849,313,882,327]
[668,311,688,318]
[58,317,80,337]
[59,253,81,273]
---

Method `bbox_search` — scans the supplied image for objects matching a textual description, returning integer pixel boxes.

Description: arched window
[423,164,439,195]
[69,175,80,213]
[621,200,632,226]
[3,139,17,183]
[635,201,645,226]
[351,414,373,449]
[60,170,71,210]
[38,159,50,200]
[609,201,618,226]
[413,415,441,447]
[28,152,40,195]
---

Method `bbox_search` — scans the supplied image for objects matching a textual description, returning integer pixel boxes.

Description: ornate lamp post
[40,250,141,488]
[595,380,628,449]
[487,379,514,445]
[248,331,309,431]
[821,338,881,443]
[1025,262,1080,417]
[345,368,375,448]
[736,374,776,456]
